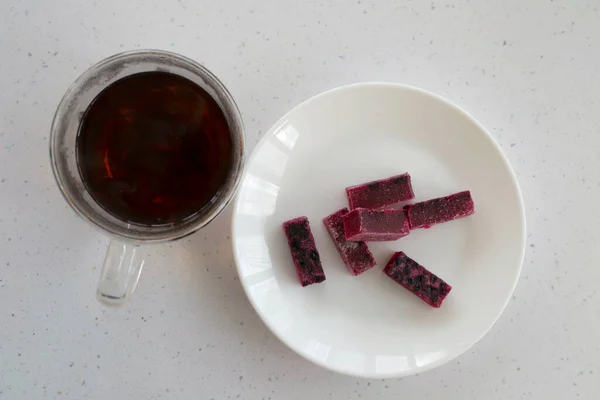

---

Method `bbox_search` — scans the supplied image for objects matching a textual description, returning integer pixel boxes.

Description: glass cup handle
[96,240,145,307]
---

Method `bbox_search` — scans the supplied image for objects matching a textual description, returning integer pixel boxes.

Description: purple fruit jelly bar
[405,190,474,229]
[383,251,452,308]
[282,217,326,287]
[323,208,377,276]
[343,208,410,242]
[345,173,414,210]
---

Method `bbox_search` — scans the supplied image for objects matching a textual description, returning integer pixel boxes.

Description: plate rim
[231,82,526,378]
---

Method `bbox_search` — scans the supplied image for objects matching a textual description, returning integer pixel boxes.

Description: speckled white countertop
[1,0,599,398]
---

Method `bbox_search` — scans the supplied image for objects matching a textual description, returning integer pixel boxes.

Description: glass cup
[50,50,244,307]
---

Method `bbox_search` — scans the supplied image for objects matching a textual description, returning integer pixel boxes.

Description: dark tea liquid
[77,71,233,225]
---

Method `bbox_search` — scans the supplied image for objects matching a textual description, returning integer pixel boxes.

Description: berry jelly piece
[383,251,452,308]
[282,217,326,287]
[343,208,410,241]
[345,173,414,210]
[323,208,376,276]
[405,190,474,229]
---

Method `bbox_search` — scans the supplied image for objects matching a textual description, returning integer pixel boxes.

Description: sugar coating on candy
[345,173,415,210]
[405,190,474,229]
[282,217,326,287]
[323,208,377,276]
[343,208,410,242]
[383,251,452,308]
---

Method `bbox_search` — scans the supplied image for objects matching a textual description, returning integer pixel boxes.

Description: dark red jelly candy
[283,217,326,286]
[345,173,414,210]
[383,251,452,308]
[343,208,410,241]
[405,190,474,229]
[323,208,376,276]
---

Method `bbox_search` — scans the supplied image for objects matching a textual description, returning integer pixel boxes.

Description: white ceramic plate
[232,83,525,378]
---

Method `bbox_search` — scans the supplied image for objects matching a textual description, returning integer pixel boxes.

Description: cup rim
[50,49,245,243]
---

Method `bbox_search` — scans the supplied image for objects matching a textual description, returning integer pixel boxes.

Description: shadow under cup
[50,50,245,306]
